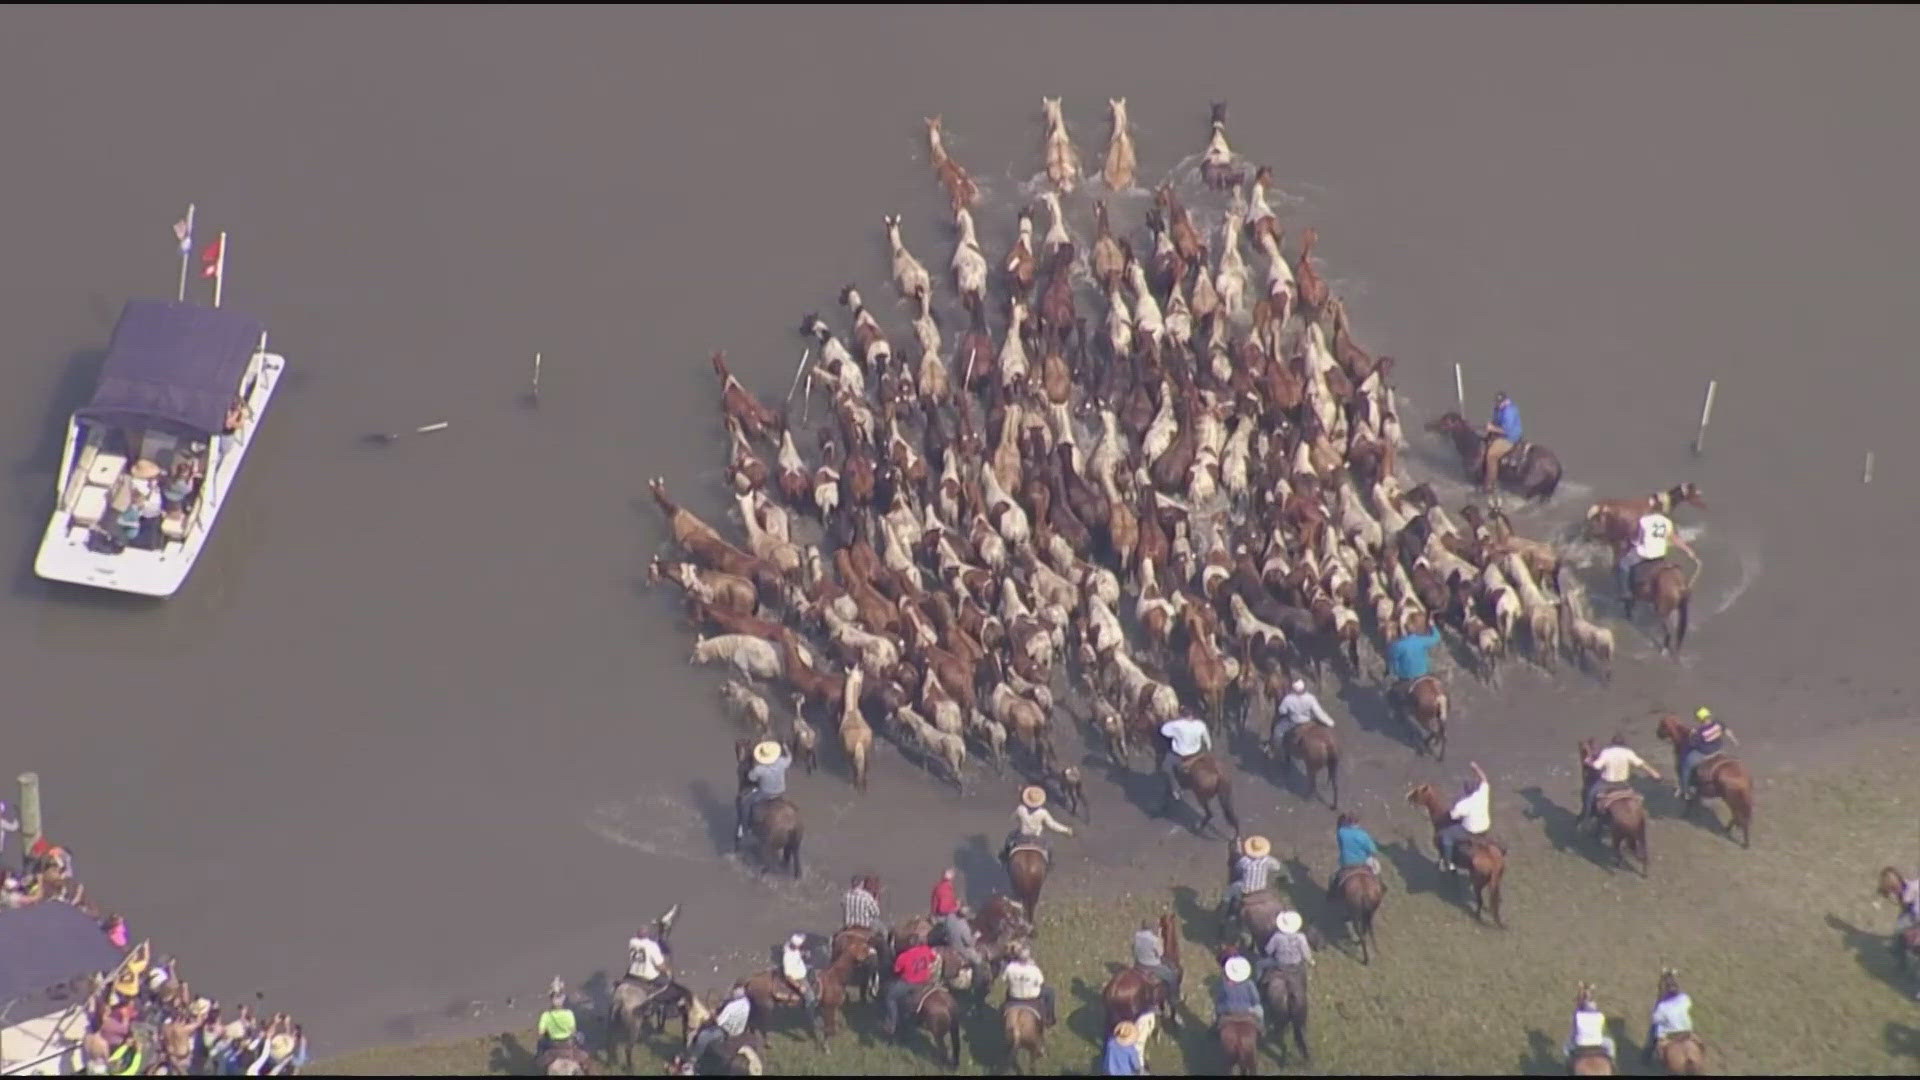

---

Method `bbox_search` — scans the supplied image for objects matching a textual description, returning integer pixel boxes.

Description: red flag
[200,237,223,278]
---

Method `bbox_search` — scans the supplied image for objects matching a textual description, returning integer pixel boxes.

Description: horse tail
[1535,455,1562,500]
[784,823,805,878]
[1675,590,1692,651]
[1324,744,1341,808]
[949,1005,964,1066]
[1217,778,1243,834]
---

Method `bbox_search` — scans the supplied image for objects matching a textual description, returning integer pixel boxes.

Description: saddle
[1003,999,1045,1026]
[1451,833,1505,864]
[1008,842,1049,859]
[912,982,942,1015]
[1594,787,1640,815]
[1655,1031,1699,1052]
[1690,751,1730,784]
[1331,863,1378,891]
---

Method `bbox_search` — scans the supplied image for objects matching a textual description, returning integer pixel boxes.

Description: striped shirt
[843,887,881,929]
[1236,854,1283,892]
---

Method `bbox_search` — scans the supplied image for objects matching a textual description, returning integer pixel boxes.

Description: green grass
[324,748,1920,1075]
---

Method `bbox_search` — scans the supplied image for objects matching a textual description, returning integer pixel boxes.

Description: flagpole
[175,204,195,303]
[212,231,227,309]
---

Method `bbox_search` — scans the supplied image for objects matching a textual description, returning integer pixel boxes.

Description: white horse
[884,214,933,302]
[951,207,988,308]
[1127,259,1164,343]
[1213,214,1249,321]
[691,634,783,680]
[1041,97,1081,193]
[838,285,892,371]
[999,296,1032,390]
[1103,97,1137,192]
[1040,191,1071,258]
[1105,279,1134,361]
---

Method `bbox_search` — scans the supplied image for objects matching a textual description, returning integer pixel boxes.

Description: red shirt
[930,878,958,917]
[894,944,939,985]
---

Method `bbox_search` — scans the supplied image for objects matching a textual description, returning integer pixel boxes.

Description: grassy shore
[324,747,1920,1075]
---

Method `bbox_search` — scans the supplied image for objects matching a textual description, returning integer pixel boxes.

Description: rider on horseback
[736,740,791,842]
[1330,812,1382,897]
[1132,918,1182,1001]
[625,926,670,995]
[1254,909,1314,994]
[1216,835,1283,924]
[1482,391,1526,492]
[1677,708,1736,800]
[1580,734,1661,830]
[1214,955,1265,1028]
[843,875,883,932]
[779,932,818,1012]
[1642,970,1695,1064]
[882,940,941,1038]
[1564,985,1616,1065]
[1617,505,1697,606]
[1385,623,1442,717]
[1273,678,1335,745]
[936,903,985,979]
[1001,942,1057,1027]
[1002,785,1075,863]
[535,987,581,1056]
[1159,715,1213,806]
[1435,761,1496,873]
[686,987,751,1069]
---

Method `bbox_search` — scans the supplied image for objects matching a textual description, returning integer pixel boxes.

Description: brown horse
[900,982,964,1068]
[816,943,872,1038]
[1625,559,1693,655]
[1104,912,1183,1035]
[1259,963,1311,1066]
[1217,1013,1261,1075]
[1407,784,1505,925]
[1654,1032,1709,1075]
[1655,715,1753,847]
[1276,722,1340,807]
[1234,888,1290,951]
[740,970,815,1042]
[1007,848,1049,925]
[1329,865,1384,964]
[1394,675,1449,760]
[1156,736,1244,837]
[1002,997,1048,1074]
[1577,739,1649,874]
[1425,413,1562,501]
[739,795,804,878]
[830,925,886,1001]
[1876,867,1920,974]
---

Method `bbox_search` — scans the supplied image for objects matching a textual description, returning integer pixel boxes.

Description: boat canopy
[74,299,266,438]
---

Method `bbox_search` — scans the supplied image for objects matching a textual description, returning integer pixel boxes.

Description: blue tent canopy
[0,901,126,1021]
[75,299,265,438]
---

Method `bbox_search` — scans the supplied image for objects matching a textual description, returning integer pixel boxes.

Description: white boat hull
[34,352,286,597]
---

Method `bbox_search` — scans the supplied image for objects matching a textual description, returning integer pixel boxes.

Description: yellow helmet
[1694,707,1712,722]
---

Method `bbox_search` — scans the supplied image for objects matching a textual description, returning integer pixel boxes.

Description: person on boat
[1564,986,1615,1064]
[1677,708,1735,799]
[1385,621,1443,714]
[842,875,882,932]
[1482,391,1526,491]
[624,927,669,994]
[534,989,580,1056]
[1002,786,1075,863]
[686,986,751,1068]
[1643,970,1695,1064]
[778,932,818,1011]
[1217,835,1283,923]
[1131,918,1180,1001]
[736,740,790,842]
[1000,942,1056,1028]
[1273,678,1335,745]
[1330,812,1382,897]
[1580,734,1661,829]
[1435,761,1501,873]
[1158,715,1212,806]
[1214,955,1264,1028]
[162,457,199,513]
[1617,503,1697,603]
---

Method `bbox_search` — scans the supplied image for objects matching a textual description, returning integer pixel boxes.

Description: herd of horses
[628,99,1784,1075]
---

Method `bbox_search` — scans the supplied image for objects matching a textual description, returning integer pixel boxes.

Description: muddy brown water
[2,7,1917,1055]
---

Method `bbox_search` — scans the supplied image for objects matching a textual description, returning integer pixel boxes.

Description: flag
[173,215,192,255]
[200,237,223,279]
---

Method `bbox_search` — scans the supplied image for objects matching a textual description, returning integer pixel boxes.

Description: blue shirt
[1336,824,1378,867]
[1215,977,1261,1018]
[1492,400,1523,442]
[1387,629,1442,681]
[1103,1036,1144,1075]
[747,755,790,797]
[1692,722,1725,755]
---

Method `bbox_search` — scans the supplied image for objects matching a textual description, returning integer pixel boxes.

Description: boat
[34,299,286,597]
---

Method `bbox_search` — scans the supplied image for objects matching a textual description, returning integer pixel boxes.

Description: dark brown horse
[1407,784,1505,925]
[900,982,964,1068]
[1425,413,1562,501]
[1625,559,1693,655]
[1155,736,1244,837]
[1276,722,1340,807]
[1329,864,1384,964]
[1259,963,1311,1066]
[1217,1013,1261,1075]
[1394,675,1449,760]
[1007,848,1049,925]
[739,795,804,878]
[1656,714,1753,847]
[1104,912,1182,1035]
[1577,739,1650,874]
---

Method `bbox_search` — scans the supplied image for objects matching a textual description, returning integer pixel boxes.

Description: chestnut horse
[1625,559,1693,655]
[1154,735,1245,837]
[1655,1030,1709,1075]
[1577,739,1649,874]
[1216,1012,1261,1075]
[1276,722,1340,807]
[1394,675,1449,760]
[1329,865,1384,964]
[1655,714,1753,847]
[816,944,873,1039]
[829,925,885,1001]
[1104,913,1182,1035]
[1425,413,1562,501]
[902,982,964,1068]
[1007,847,1049,925]
[1002,996,1048,1074]
[1407,784,1505,925]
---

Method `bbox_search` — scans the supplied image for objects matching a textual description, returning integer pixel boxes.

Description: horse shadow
[1064,975,1111,1061]
[685,778,741,860]
[1170,885,1215,949]
[1886,1021,1920,1060]
[1280,857,1345,951]
[1099,756,1187,830]
[1514,1027,1563,1074]
[1517,784,1610,869]
[1335,680,1422,755]
[1824,912,1915,997]
[1379,839,1446,904]
[951,834,1000,907]
[486,1033,538,1075]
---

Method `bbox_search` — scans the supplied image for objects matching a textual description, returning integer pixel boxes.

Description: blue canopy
[76,299,265,438]
[0,901,127,1021]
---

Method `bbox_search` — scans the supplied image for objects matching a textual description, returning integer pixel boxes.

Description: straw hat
[130,459,162,480]
[1223,956,1252,982]
[752,740,783,766]
[1276,910,1303,935]
[1020,786,1047,809]
[1241,835,1271,859]
[1113,1020,1141,1046]
[268,1033,296,1061]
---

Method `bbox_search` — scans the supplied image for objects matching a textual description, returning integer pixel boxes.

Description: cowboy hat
[1021,786,1046,809]
[1223,956,1252,982]
[752,740,783,766]
[130,459,162,480]
[1290,678,1306,693]
[1694,707,1713,721]
[1241,835,1271,859]
[1113,1020,1141,1045]
[267,1033,296,1061]
[788,932,807,948]
[1276,910,1303,935]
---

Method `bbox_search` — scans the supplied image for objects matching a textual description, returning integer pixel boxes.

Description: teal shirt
[1336,824,1378,867]
[1387,629,1442,681]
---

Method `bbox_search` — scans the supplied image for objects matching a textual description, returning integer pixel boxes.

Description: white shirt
[1003,959,1045,999]
[628,937,665,981]
[1450,781,1491,833]
[781,944,808,981]
[1634,512,1674,560]
[714,995,752,1036]
[1014,805,1073,837]
[1161,718,1211,757]
[1588,746,1647,783]
[1571,1007,1608,1048]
